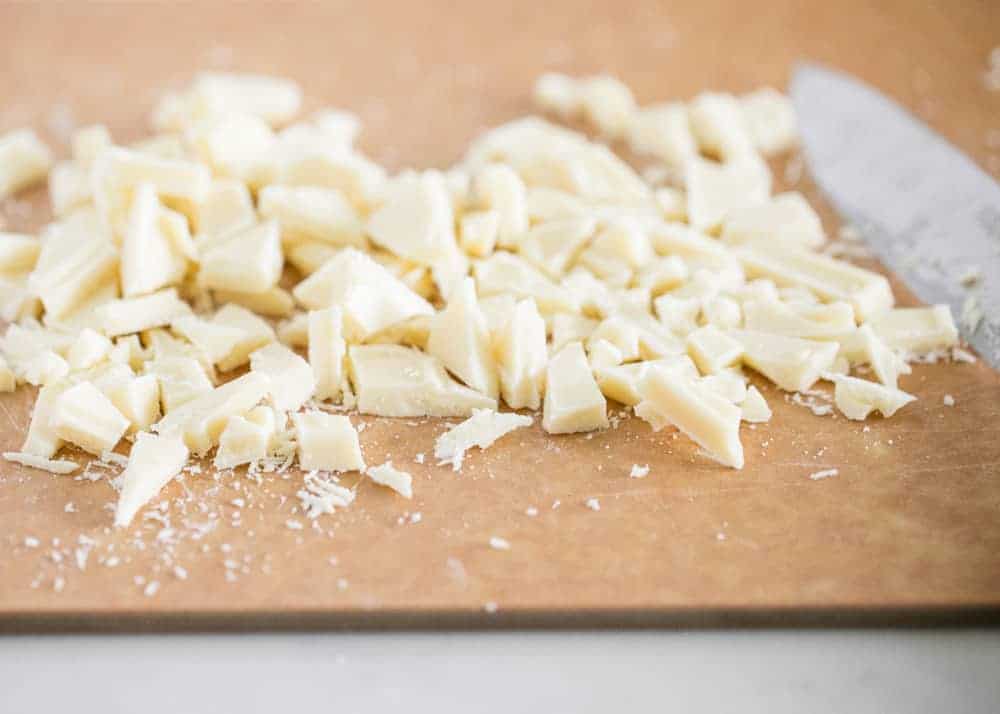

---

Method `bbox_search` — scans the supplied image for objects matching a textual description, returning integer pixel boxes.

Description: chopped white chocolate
[293,248,434,341]
[685,155,771,231]
[848,324,910,389]
[194,179,255,238]
[533,73,580,118]
[250,342,315,413]
[367,461,413,499]
[171,315,247,367]
[0,129,53,198]
[595,355,699,406]
[551,312,599,352]
[308,306,347,402]
[740,88,798,156]
[293,410,365,472]
[626,102,698,167]
[493,298,547,410]
[71,124,112,167]
[367,171,455,263]
[741,385,772,423]
[2,452,79,475]
[98,289,192,338]
[48,161,91,217]
[186,112,275,185]
[636,256,689,296]
[700,371,748,404]
[636,366,744,469]
[21,382,70,458]
[192,72,302,127]
[427,277,499,399]
[121,183,188,297]
[731,329,838,392]
[688,92,756,161]
[101,373,161,434]
[145,356,213,413]
[21,350,69,387]
[459,209,500,258]
[349,344,496,417]
[434,409,533,470]
[200,220,283,294]
[473,163,528,248]
[215,407,275,469]
[741,297,856,341]
[829,374,916,421]
[50,381,130,455]
[542,342,608,434]
[28,229,118,320]
[686,325,744,375]
[525,187,590,223]
[214,286,295,318]
[475,252,578,314]
[517,216,596,278]
[258,184,364,247]
[588,338,624,370]
[114,432,189,527]
[722,192,823,248]
[92,147,211,204]
[868,306,959,353]
[0,233,41,273]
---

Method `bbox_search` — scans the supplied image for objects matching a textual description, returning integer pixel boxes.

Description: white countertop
[2,630,998,712]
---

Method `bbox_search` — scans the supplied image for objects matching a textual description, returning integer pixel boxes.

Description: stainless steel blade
[791,62,1000,367]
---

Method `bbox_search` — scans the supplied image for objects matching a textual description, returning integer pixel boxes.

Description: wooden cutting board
[2,0,999,631]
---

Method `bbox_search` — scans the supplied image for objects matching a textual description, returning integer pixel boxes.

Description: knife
[790,62,1000,368]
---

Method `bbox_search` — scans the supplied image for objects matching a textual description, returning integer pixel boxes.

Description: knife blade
[791,62,1000,368]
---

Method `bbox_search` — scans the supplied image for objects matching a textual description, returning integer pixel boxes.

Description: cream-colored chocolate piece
[114,432,189,527]
[688,92,756,161]
[626,102,697,167]
[867,305,958,353]
[699,370,748,404]
[215,406,275,469]
[551,312,599,352]
[654,187,688,222]
[473,163,528,248]
[67,328,113,371]
[685,156,771,232]
[722,192,823,248]
[308,306,347,402]
[435,408,533,471]
[654,294,702,336]
[829,374,916,421]
[48,161,91,217]
[741,385,772,423]
[348,344,496,418]
[366,461,413,499]
[171,315,247,367]
[458,209,500,258]
[2,452,79,475]
[28,228,118,320]
[250,342,315,413]
[186,112,275,186]
[145,356,213,413]
[525,187,590,224]
[736,244,893,322]
[193,72,302,126]
[21,350,69,387]
[636,366,744,469]
[636,256,689,297]
[517,216,596,278]
[595,355,699,406]
[98,289,192,337]
[293,410,365,472]
[92,147,211,204]
[259,184,364,247]
[367,171,455,263]
[194,179,255,239]
[588,338,624,370]
[847,324,910,389]
[50,381,130,455]
[71,125,112,168]
[0,129,53,199]
[740,88,798,156]
[214,286,295,318]
[686,325,744,375]
[211,304,276,371]
[493,298,547,410]
[474,252,578,314]
[533,73,580,118]
[427,277,499,399]
[542,342,608,434]
[731,329,838,392]
[199,220,283,294]
[293,248,434,341]
[101,373,161,434]
[153,371,270,454]
[278,313,309,348]
[741,297,856,341]
[21,382,71,458]
[0,233,40,273]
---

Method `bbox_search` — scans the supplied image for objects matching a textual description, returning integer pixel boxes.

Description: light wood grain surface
[1,0,998,629]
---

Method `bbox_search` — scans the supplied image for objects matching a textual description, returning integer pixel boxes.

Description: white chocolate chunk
[740,88,798,156]
[366,461,413,499]
[459,209,500,258]
[67,328,113,370]
[578,75,637,139]
[200,220,283,294]
[848,324,909,389]
[626,102,698,167]
[50,381,130,455]
[435,409,533,471]
[48,161,91,217]
[102,373,161,434]
[542,342,608,434]
[98,289,192,338]
[741,297,856,341]
[0,129,53,198]
[517,216,596,278]
[114,432,189,527]
[20,383,70,458]
[867,306,958,354]
[685,156,771,232]
[215,406,275,469]
[829,374,916,421]
[192,72,302,126]
[278,148,386,211]
[533,73,580,117]
[259,184,364,247]
[688,92,756,161]
[210,303,276,371]
[0,233,40,273]
[28,231,118,320]
[474,252,578,314]
[171,315,247,367]
[699,370,748,404]
[736,244,893,322]
[194,179,255,239]
[92,147,211,204]
[186,112,275,185]
[145,356,213,413]
[588,338,624,370]
[278,313,309,348]
[153,371,270,454]
[595,355,699,406]
[473,164,528,248]
[740,385,772,423]
[308,306,347,402]
[349,344,496,417]
[293,248,434,341]
[525,187,590,223]
[702,295,743,330]
[655,187,688,222]
[214,286,295,318]
[121,183,187,296]
[293,410,365,472]
[636,256,689,296]
[551,312,599,352]
[493,298,547,410]
[427,277,499,399]
[367,171,455,263]
[21,350,69,387]
[3,452,79,475]
[730,329,838,392]
[687,325,744,375]
[722,192,823,248]
[250,342,315,413]
[636,366,744,469]
[71,125,112,167]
